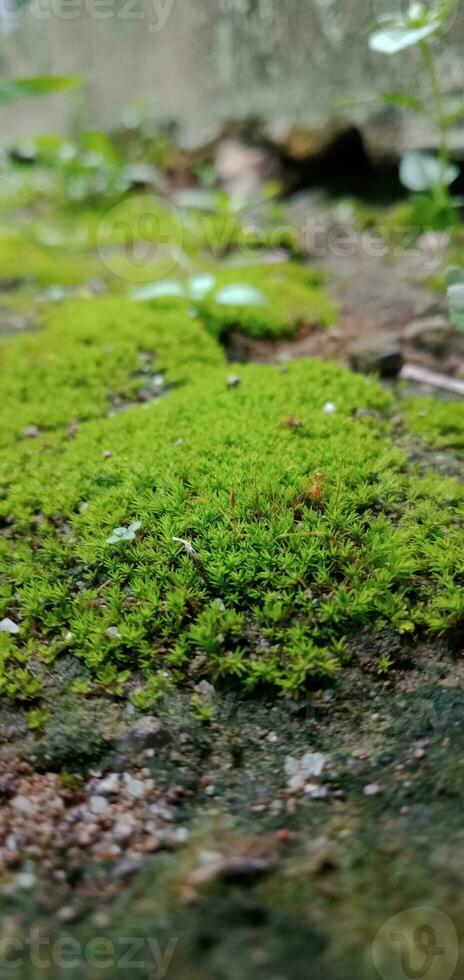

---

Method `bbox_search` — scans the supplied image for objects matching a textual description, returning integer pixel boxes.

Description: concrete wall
[1,0,463,151]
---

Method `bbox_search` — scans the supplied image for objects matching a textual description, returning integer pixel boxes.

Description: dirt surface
[227,230,464,387]
[2,634,464,979]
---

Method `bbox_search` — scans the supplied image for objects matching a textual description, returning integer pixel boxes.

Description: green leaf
[188,275,216,300]
[369,20,440,53]
[445,266,464,287]
[399,152,460,191]
[380,91,425,113]
[447,283,464,332]
[106,522,142,545]
[215,284,268,307]
[443,105,464,127]
[0,75,82,108]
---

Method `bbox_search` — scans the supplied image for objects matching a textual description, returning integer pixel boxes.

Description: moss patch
[405,397,464,449]
[195,262,337,339]
[0,232,100,288]
[1,346,464,700]
[0,297,224,447]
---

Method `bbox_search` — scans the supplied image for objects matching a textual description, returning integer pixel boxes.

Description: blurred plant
[446,265,464,329]
[369,0,462,229]
[0,75,81,107]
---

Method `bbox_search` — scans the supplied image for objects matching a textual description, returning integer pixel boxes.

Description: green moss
[1,346,464,699]
[0,232,99,287]
[404,397,464,449]
[195,262,337,338]
[0,297,224,446]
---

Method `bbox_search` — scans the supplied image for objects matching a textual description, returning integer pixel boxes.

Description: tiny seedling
[369,1,462,229]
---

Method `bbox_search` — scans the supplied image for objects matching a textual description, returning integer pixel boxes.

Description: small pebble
[15,871,36,891]
[89,795,109,815]
[97,773,120,796]
[11,795,33,815]
[363,783,382,797]
[113,820,135,843]
[20,425,40,439]
[106,626,121,640]
[123,775,146,799]
[55,906,78,924]
[0,618,19,635]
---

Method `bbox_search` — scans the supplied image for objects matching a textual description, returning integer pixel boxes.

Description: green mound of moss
[0,232,100,287]
[405,397,464,449]
[1,341,464,701]
[0,298,224,447]
[195,262,337,338]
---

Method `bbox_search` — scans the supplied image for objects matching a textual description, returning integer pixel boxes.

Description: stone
[113,820,135,843]
[89,795,109,815]
[15,870,36,891]
[349,339,404,378]
[285,751,327,792]
[127,717,171,750]
[403,316,457,356]
[0,618,20,635]
[106,626,121,640]
[11,795,33,814]
[96,773,120,796]
[20,426,40,439]
[363,783,383,797]
[122,774,145,799]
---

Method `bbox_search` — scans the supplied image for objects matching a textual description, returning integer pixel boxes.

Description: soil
[227,223,464,387]
[2,635,464,979]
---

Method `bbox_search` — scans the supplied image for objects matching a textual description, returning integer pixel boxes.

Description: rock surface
[403,316,459,357]
[349,337,404,378]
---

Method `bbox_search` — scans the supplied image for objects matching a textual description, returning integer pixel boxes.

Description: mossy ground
[1,331,464,704]
[1,140,464,977]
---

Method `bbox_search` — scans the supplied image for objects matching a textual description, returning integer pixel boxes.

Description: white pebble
[363,783,382,797]
[0,618,19,635]
[123,774,145,799]
[89,795,109,815]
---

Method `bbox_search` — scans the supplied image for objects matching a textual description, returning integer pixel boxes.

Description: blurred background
[2,0,464,156]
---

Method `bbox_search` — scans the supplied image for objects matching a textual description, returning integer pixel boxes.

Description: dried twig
[401,364,464,397]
